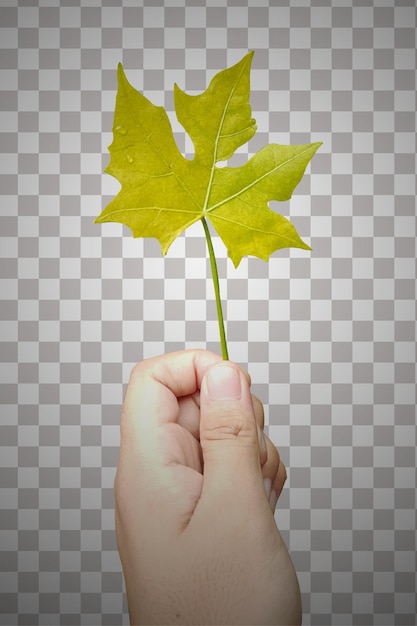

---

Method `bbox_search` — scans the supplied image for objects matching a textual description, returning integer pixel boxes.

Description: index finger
[121,349,223,435]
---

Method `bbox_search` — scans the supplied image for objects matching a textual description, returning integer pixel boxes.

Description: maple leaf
[95,51,321,268]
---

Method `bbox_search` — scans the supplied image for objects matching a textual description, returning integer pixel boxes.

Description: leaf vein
[207,145,315,213]
[202,55,251,214]
[210,213,299,245]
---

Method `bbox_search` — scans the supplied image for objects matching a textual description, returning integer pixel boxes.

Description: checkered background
[1,1,416,624]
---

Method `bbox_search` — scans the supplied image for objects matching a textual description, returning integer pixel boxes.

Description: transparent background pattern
[1,1,416,624]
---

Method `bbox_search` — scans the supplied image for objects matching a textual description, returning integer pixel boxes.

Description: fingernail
[263,477,272,499]
[269,489,278,511]
[206,363,242,400]
[258,425,267,461]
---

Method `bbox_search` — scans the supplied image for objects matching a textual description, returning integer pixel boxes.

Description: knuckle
[265,435,280,466]
[204,410,255,441]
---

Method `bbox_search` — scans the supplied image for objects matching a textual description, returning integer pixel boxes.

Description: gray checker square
[1,1,416,625]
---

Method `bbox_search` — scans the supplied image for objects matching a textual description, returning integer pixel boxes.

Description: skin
[114,349,302,625]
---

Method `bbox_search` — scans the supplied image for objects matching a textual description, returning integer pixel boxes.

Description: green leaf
[174,51,256,166]
[95,52,321,267]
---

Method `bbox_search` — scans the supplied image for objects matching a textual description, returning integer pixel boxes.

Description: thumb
[199,361,264,496]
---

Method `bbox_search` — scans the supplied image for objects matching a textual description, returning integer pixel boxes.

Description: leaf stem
[201,217,229,360]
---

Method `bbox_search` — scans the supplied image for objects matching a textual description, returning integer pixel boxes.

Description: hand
[114,349,301,625]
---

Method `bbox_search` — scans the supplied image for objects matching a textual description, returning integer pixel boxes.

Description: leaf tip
[238,49,255,71]
[116,62,130,89]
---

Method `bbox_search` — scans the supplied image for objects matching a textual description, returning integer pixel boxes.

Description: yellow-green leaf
[95,52,321,266]
[174,51,256,166]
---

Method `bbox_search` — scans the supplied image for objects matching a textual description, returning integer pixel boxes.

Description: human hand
[114,349,301,625]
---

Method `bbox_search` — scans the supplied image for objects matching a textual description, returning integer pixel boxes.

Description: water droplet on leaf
[126,155,133,163]
[115,125,127,135]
